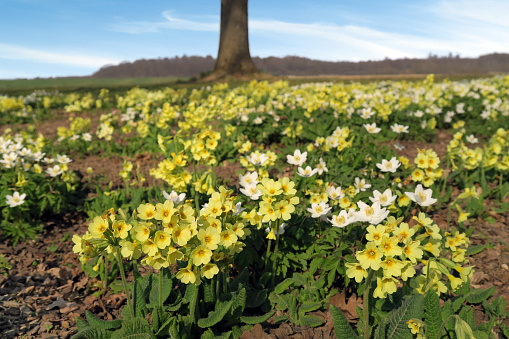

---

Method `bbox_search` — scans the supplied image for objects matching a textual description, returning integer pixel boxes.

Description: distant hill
[91,53,509,78]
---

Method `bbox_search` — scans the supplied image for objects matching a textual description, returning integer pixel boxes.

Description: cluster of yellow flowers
[312,126,353,153]
[411,149,443,187]
[73,187,251,285]
[448,128,509,172]
[152,150,192,192]
[0,96,25,113]
[346,211,472,298]
[57,117,92,140]
[64,92,100,112]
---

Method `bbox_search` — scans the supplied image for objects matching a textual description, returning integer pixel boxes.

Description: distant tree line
[91,53,509,78]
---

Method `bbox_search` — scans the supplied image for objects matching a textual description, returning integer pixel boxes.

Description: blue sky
[1,0,509,79]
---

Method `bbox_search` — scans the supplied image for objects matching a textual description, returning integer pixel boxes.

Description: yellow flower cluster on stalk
[346,208,473,298]
[73,187,251,285]
[411,148,443,187]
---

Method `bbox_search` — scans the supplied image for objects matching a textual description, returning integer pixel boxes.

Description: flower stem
[271,220,281,288]
[115,247,134,317]
[159,268,164,308]
[265,238,272,270]
[363,269,375,339]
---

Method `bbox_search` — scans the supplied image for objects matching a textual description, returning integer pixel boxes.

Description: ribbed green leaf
[71,328,111,339]
[203,280,215,303]
[184,283,198,304]
[466,287,496,304]
[291,272,308,287]
[424,290,441,339]
[465,245,485,256]
[386,294,424,339]
[200,329,215,339]
[309,257,325,275]
[229,268,249,292]
[76,317,91,332]
[240,310,275,324]
[269,293,294,312]
[298,301,322,314]
[85,311,122,331]
[110,317,154,339]
[299,315,324,327]
[197,298,234,328]
[226,287,246,323]
[147,270,172,308]
[274,278,294,294]
[330,305,359,339]
[246,289,267,308]
[472,331,489,339]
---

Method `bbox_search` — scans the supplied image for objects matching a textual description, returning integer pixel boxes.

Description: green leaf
[466,287,496,304]
[269,293,294,312]
[274,278,294,294]
[385,294,424,339]
[240,310,275,324]
[147,270,172,308]
[246,289,267,308]
[76,317,91,332]
[227,287,246,322]
[330,305,359,339]
[465,245,485,256]
[203,280,215,303]
[71,328,111,339]
[184,283,198,305]
[229,268,249,292]
[291,272,308,287]
[200,329,215,339]
[197,298,234,328]
[424,290,441,339]
[85,311,122,330]
[309,257,325,275]
[472,331,489,339]
[298,301,322,314]
[110,317,154,339]
[299,315,324,327]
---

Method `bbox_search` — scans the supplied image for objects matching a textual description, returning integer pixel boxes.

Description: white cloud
[0,43,122,68]
[111,11,218,34]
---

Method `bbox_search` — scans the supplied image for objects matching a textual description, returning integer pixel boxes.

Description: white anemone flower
[163,190,186,204]
[405,184,437,207]
[233,202,246,215]
[376,157,401,173]
[354,177,371,192]
[239,171,259,187]
[286,149,307,166]
[6,191,26,207]
[329,210,356,228]
[390,123,409,133]
[353,201,389,225]
[46,164,63,177]
[297,166,318,177]
[56,154,72,164]
[369,189,397,207]
[246,152,268,166]
[465,135,479,144]
[315,158,328,175]
[363,123,381,134]
[327,186,344,200]
[265,222,287,236]
[240,184,262,200]
[306,201,332,219]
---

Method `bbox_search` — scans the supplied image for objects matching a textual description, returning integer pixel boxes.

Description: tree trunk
[213,0,258,76]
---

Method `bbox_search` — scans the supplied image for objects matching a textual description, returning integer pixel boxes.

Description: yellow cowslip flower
[198,227,220,250]
[447,274,464,291]
[457,186,478,200]
[384,216,403,233]
[356,242,383,270]
[133,223,152,242]
[259,202,280,222]
[178,204,195,222]
[373,276,398,298]
[154,230,172,249]
[146,253,170,270]
[453,265,474,282]
[177,266,198,284]
[172,225,192,247]
[119,240,141,260]
[400,261,416,281]
[424,224,442,240]
[452,248,467,263]
[88,216,109,238]
[365,225,386,246]
[398,194,411,207]
[219,229,238,248]
[142,239,158,256]
[402,241,423,264]
[393,222,414,243]
[411,168,425,182]
[380,256,405,277]
[112,220,132,239]
[229,222,246,238]
[154,200,175,223]
[229,241,246,254]
[413,212,433,228]
[259,178,282,196]
[191,245,212,266]
[137,203,156,220]
[275,200,294,221]
[407,320,422,335]
[266,229,276,240]
[415,153,428,169]
[280,177,297,196]
[167,246,184,264]
[379,236,403,257]
[339,196,351,209]
[455,205,470,223]
[206,200,223,217]
[345,262,368,283]
[201,263,219,279]
[422,177,434,187]
[422,238,441,257]
[398,156,409,169]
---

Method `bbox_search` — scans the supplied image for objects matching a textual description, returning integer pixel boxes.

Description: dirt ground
[0,118,508,338]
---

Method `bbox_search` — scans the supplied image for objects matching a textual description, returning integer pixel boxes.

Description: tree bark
[213,0,258,76]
